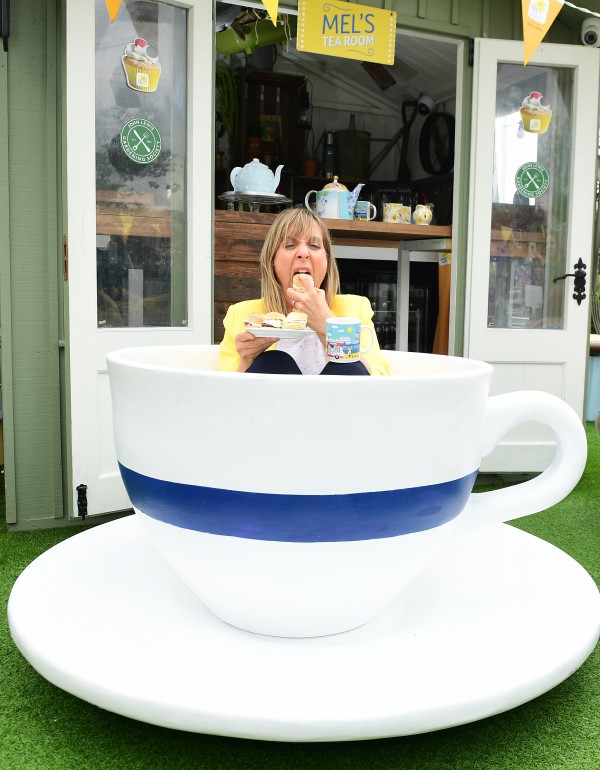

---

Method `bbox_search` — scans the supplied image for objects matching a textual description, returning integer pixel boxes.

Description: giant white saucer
[8,515,600,742]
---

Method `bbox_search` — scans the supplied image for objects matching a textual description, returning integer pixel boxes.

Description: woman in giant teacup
[218,208,389,376]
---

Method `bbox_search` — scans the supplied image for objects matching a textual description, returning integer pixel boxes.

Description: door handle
[0,0,9,52]
[553,258,586,305]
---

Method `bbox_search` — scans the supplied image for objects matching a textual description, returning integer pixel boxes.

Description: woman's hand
[235,331,277,372]
[287,278,333,345]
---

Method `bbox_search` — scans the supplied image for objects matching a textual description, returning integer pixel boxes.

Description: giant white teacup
[107,346,586,638]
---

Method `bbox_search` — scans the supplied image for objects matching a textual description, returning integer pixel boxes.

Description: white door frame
[464,39,599,472]
[64,0,214,516]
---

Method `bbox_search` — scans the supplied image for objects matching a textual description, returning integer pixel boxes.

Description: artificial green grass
[1,427,599,770]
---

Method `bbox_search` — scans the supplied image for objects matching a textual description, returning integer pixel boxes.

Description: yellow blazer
[218,295,389,376]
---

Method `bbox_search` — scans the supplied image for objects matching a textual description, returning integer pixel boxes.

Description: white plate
[241,191,288,199]
[8,516,600,742]
[246,327,314,340]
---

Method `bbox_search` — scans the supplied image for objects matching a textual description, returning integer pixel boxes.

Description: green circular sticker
[515,162,549,198]
[120,118,161,164]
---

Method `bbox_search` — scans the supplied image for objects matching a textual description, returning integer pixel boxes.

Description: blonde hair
[260,208,340,314]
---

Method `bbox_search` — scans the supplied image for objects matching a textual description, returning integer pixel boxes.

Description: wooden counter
[322,217,450,246]
[490,229,546,259]
[213,210,452,343]
[96,191,172,238]
[215,210,450,242]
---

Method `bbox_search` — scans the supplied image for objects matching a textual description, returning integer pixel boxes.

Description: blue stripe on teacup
[119,463,478,543]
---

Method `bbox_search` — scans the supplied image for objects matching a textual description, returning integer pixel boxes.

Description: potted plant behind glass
[216,12,297,56]
[216,64,238,169]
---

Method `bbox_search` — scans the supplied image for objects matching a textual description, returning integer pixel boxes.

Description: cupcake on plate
[122,38,161,93]
[520,91,552,134]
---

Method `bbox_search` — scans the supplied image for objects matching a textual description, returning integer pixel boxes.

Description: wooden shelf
[214,210,451,241]
[490,229,546,242]
[234,70,307,178]
[490,229,546,259]
[96,207,172,238]
[325,218,451,242]
[96,191,171,238]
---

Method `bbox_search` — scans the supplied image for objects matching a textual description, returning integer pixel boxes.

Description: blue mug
[326,317,374,363]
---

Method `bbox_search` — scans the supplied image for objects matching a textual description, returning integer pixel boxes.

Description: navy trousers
[246,350,369,376]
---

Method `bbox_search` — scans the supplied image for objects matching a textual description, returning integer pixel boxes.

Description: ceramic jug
[413,204,433,226]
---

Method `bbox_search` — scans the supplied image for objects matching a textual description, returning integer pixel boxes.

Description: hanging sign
[515,162,550,198]
[522,0,564,65]
[120,118,162,164]
[297,0,396,65]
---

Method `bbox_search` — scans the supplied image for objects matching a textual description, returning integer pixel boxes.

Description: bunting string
[564,1,600,17]
[106,0,279,24]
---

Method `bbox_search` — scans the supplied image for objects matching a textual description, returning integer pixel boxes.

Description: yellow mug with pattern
[383,203,401,222]
[383,203,411,223]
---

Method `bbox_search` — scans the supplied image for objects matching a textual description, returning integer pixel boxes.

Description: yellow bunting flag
[118,214,134,242]
[105,0,122,23]
[261,0,280,25]
[522,0,564,65]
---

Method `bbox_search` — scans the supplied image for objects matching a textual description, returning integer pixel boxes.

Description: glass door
[65,0,213,516]
[465,39,599,472]
[95,2,188,329]
[488,62,571,332]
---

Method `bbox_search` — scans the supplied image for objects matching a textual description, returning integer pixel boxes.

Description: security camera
[581,17,600,47]
[417,95,435,115]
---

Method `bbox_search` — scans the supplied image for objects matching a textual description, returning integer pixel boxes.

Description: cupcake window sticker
[122,38,161,93]
[520,91,552,134]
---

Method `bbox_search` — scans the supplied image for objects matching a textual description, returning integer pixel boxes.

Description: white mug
[325,317,374,363]
[107,346,586,638]
[353,200,377,220]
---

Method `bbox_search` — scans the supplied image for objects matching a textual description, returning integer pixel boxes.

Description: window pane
[95,0,187,327]
[488,63,572,329]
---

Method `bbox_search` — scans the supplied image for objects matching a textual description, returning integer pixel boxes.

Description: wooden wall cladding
[213,210,277,341]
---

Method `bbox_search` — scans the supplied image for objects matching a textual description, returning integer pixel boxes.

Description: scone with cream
[283,311,308,330]
[292,273,314,293]
[244,313,265,329]
[261,312,286,329]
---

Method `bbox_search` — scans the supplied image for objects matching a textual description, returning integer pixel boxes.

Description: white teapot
[230,158,284,194]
